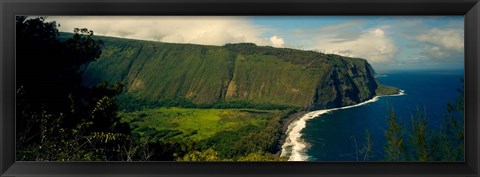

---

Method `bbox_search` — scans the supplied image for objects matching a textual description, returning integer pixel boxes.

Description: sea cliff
[77,34,399,110]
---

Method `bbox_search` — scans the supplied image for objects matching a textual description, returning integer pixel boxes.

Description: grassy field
[119,107,292,160]
[376,84,400,96]
[120,107,288,142]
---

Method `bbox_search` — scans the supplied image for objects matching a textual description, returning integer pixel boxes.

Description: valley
[66,33,399,160]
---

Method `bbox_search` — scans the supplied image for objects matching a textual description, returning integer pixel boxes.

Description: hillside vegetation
[120,107,290,160]
[77,34,399,111]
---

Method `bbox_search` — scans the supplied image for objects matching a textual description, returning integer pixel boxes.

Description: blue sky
[49,16,464,72]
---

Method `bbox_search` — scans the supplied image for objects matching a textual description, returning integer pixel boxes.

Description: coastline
[279,89,405,161]
[276,111,307,155]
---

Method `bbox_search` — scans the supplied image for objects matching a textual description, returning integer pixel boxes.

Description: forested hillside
[72,34,398,111]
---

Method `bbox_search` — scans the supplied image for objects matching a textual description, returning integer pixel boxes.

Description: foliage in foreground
[16,16,138,161]
[383,78,464,161]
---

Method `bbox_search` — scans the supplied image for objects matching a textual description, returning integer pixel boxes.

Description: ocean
[281,69,464,161]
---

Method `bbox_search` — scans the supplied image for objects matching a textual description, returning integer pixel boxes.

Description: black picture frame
[1,0,479,176]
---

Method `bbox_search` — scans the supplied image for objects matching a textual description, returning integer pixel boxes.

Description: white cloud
[416,28,464,61]
[417,28,464,52]
[48,16,290,48]
[269,35,285,47]
[425,46,445,57]
[308,27,397,64]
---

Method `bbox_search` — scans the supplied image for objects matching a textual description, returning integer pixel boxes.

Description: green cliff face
[309,58,380,109]
[81,35,398,110]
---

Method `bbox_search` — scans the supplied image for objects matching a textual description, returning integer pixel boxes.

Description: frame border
[1,0,479,176]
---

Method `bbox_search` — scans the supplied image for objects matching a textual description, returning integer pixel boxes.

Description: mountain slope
[79,34,399,110]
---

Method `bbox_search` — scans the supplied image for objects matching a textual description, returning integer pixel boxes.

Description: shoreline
[276,110,307,155]
[278,89,405,161]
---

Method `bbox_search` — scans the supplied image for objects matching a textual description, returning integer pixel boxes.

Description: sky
[48,16,464,72]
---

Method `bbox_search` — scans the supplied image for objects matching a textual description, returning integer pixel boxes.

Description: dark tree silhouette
[16,16,131,161]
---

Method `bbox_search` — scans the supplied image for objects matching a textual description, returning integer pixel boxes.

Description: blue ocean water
[301,70,464,161]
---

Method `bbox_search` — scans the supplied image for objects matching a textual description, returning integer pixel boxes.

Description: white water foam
[390,89,406,96]
[280,89,406,161]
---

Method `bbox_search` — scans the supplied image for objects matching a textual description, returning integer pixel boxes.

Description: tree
[408,109,429,161]
[237,151,287,161]
[178,148,221,161]
[440,77,464,161]
[382,78,464,161]
[384,108,406,161]
[359,129,373,161]
[16,16,131,161]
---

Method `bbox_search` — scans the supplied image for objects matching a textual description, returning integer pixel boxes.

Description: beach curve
[280,90,405,161]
